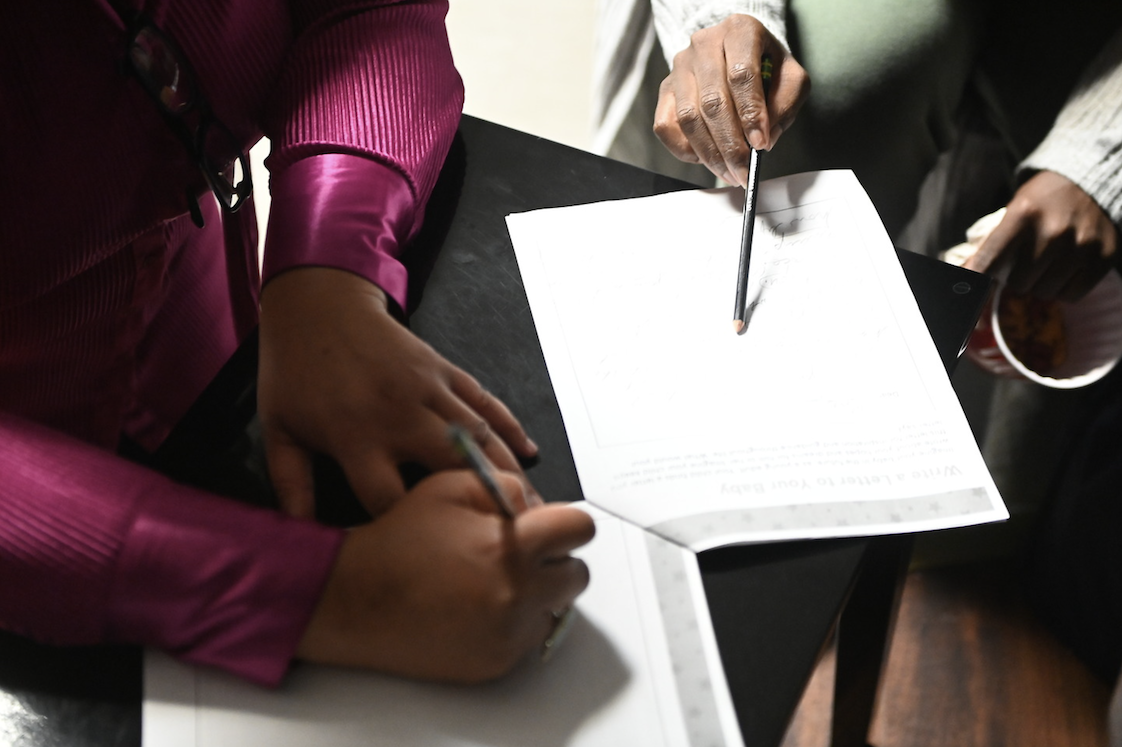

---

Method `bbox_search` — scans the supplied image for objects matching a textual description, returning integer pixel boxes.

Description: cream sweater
[1020,27,1122,225]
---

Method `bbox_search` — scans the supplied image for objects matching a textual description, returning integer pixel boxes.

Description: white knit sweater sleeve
[651,0,788,66]
[1020,27,1122,225]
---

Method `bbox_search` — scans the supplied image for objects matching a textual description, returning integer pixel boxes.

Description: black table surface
[0,116,991,747]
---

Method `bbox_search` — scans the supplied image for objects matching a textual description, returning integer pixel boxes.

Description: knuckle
[727,62,753,88]
[471,418,492,445]
[491,583,520,619]
[459,373,486,403]
[480,567,521,615]
[469,384,494,412]
[738,99,766,130]
[698,89,729,119]
[1007,192,1043,222]
[675,103,703,133]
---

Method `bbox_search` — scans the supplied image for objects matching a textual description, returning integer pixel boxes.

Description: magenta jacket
[0,0,463,685]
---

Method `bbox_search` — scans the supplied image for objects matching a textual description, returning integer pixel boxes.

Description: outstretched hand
[296,469,595,683]
[965,170,1119,301]
[654,13,810,186]
[258,267,539,519]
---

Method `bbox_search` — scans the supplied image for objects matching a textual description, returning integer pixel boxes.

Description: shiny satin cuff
[107,483,344,687]
[263,154,416,312]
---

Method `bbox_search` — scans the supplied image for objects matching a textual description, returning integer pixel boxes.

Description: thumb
[266,435,317,519]
[965,211,1024,278]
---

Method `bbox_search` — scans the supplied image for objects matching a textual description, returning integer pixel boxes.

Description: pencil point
[733,319,744,334]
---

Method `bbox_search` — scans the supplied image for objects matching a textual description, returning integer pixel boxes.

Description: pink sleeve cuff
[262,154,418,312]
[108,487,344,687]
[0,411,344,687]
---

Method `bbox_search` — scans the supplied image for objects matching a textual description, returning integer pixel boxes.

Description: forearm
[267,0,462,196]
[0,411,344,686]
[262,0,463,310]
[1019,27,1122,225]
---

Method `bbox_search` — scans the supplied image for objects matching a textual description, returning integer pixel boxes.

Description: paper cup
[965,270,1122,388]
[943,209,1122,389]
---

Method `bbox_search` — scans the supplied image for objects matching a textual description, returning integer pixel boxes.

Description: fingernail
[525,436,539,454]
[748,129,766,151]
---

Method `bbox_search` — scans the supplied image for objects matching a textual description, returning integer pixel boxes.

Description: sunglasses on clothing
[124,17,253,225]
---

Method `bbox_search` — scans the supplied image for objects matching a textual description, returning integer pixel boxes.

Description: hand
[653,14,810,186]
[258,267,539,519]
[296,470,595,683]
[965,170,1119,302]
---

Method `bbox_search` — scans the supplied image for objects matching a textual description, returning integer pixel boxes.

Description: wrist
[261,267,390,322]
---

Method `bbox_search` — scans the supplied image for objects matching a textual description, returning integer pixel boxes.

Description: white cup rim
[989,269,1122,389]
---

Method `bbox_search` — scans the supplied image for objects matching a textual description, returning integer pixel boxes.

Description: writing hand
[965,170,1119,301]
[653,13,810,186]
[296,470,594,682]
[258,267,539,519]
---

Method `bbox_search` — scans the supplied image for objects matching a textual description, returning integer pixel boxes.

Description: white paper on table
[507,170,1007,552]
[142,505,743,747]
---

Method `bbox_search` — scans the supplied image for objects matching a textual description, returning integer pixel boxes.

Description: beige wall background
[446,0,597,151]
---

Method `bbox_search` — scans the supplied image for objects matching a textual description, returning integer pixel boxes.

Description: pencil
[732,55,773,334]
[732,147,763,333]
[449,425,517,518]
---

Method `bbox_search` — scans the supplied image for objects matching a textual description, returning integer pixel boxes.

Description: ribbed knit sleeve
[0,411,344,686]
[1019,27,1122,225]
[259,0,464,308]
[652,0,789,64]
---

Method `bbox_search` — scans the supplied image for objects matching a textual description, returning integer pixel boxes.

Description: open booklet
[143,506,745,747]
[507,169,1006,552]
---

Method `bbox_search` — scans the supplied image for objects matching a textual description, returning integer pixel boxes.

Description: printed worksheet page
[143,507,743,747]
[508,170,1006,551]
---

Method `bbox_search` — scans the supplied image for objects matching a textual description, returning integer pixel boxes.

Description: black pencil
[733,146,763,333]
[732,55,772,334]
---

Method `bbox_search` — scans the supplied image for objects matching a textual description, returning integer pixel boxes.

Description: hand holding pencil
[450,425,586,663]
[653,13,809,187]
[297,440,594,683]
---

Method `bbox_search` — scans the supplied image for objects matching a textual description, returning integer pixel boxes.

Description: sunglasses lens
[128,20,252,213]
[129,27,195,113]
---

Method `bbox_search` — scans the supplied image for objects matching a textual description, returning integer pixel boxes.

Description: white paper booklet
[143,506,744,747]
[507,170,1006,552]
